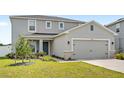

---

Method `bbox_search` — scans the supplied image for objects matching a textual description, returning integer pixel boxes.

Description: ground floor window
[29,41,37,53]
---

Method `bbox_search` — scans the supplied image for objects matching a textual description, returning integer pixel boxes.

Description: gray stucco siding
[10,18,81,52]
[53,21,116,59]
[52,35,68,58]
[11,18,80,35]
[11,19,29,52]
[66,22,115,52]
[107,21,124,38]
[36,20,79,34]
[107,21,124,52]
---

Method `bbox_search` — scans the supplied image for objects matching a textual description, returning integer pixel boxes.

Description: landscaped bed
[0,59,124,78]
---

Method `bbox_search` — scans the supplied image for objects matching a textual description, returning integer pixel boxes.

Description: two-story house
[10,15,117,60]
[106,18,124,52]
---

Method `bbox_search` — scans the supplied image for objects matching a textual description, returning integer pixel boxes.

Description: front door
[43,42,49,55]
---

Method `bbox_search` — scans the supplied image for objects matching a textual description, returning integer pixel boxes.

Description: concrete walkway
[57,58,124,73]
[84,59,124,73]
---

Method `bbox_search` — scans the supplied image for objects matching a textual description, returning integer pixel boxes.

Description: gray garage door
[73,40,108,59]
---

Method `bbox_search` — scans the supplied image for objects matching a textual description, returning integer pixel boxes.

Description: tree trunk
[14,55,16,63]
[22,58,24,63]
[15,59,16,64]
[29,58,31,62]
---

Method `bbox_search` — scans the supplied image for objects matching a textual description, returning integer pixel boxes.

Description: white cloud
[0,22,8,27]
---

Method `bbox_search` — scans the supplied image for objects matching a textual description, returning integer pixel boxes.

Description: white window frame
[59,22,64,30]
[116,23,120,29]
[90,25,94,31]
[46,21,52,29]
[28,20,36,32]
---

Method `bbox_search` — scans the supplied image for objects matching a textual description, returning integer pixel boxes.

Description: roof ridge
[10,15,85,23]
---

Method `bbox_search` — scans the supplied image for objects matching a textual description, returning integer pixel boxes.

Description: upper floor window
[116,23,120,33]
[28,20,36,32]
[116,28,120,33]
[59,22,64,30]
[90,25,94,31]
[116,23,120,29]
[46,21,52,29]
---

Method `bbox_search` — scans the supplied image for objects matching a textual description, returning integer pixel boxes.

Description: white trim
[71,38,111,58]
[46,21,52,29]
[28,20,36,33]
[23,35,54,39]
[34,42,37,53]
[58,22,64,30]
[39,39,43,52]
[48,41,50,55]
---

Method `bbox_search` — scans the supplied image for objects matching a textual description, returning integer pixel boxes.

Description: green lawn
[0,59,124,78]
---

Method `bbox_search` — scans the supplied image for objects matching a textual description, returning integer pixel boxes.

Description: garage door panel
[73,40,108,59]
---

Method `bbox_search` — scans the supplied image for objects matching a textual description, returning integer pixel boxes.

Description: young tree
[15,36,32,63]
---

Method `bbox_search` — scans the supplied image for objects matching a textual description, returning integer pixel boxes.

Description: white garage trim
[71,38,111,58]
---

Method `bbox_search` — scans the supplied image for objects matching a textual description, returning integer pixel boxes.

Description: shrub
[6,53,16,59]
[0,57,7,59]
[115,53,124,60]
[39,52,47,56]
[30,54,37,59]
[35,52,47,58]
[42,56,57,62]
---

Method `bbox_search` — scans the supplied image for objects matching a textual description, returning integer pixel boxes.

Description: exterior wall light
[112,42,114,45]
[67,41,70,45]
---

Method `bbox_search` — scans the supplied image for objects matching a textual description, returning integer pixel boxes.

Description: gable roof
[10,15,85,23]
[106,18,124,26]
[54,21,118,38]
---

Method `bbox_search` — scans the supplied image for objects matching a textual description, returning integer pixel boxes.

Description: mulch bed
[8,62,35,66]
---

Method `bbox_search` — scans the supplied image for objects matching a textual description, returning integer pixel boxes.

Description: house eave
[106,18,124,27]
[23,35,54,40]
[9,15,85,24]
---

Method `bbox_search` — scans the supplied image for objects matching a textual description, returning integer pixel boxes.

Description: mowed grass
[0,59,124,78]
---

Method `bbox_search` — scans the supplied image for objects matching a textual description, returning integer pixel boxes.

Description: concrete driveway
[84,59,124,73]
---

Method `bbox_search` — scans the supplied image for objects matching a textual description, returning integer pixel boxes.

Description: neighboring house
[0,44,12,57]
[106,18,124,52]
[10,15,117,60]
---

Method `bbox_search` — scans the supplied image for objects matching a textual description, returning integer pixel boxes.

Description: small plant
[6,52,16,59]
[115,53,124,60]
[35,52,47,58]
[42,56,57,62]
[39,51,47,56]
[30,54,37,59]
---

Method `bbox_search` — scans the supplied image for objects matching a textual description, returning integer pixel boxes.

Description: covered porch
[23,33,55,55]
[29,39,52,55]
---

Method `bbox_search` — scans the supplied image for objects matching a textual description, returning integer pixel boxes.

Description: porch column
[39,39,43,52]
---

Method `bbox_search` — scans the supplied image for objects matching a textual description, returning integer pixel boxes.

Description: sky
[0,15,124,44]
